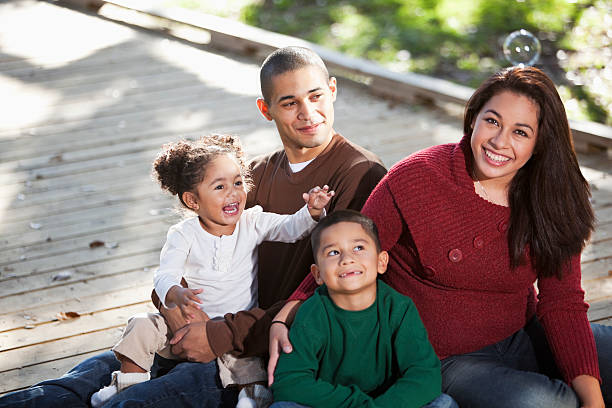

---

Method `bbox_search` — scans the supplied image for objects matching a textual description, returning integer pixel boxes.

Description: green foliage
[170,0,610,124]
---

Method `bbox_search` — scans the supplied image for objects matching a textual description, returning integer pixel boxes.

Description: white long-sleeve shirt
[154,204,317,318]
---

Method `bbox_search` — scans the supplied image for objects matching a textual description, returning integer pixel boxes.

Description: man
[0,46,386,408]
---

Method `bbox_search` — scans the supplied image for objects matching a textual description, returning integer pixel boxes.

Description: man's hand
[170,321,216,363]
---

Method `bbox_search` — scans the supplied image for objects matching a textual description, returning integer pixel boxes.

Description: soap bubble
[502,29,541,67]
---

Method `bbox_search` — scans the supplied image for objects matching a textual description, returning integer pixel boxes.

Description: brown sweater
[206,133,387,357]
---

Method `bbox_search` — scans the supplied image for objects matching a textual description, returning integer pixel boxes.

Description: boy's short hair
[260,46,329,103]
[311,210,382,258]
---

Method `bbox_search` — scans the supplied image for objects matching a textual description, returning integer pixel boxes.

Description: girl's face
[470,90,539,188]
[190,154,247,237]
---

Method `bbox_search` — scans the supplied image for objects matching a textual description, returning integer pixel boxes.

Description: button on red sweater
[291,136,600,384]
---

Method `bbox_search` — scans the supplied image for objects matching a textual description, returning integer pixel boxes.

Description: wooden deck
[0,0,611,396]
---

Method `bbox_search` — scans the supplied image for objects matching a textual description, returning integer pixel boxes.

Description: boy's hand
[166,286,203,321]
[268,322,292,386]
[303,185,334,220]
[267,299,301,385]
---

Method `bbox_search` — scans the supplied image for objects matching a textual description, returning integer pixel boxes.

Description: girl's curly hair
[152,134,252,209]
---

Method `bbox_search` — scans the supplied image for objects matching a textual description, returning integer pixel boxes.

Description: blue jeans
[270,393,458,407]
[441,319,612,408]
[0,351,237,408]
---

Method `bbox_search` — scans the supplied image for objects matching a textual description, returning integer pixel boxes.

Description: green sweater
[272,281,441,408]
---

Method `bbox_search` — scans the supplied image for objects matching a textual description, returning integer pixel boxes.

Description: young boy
[270,210,457,408]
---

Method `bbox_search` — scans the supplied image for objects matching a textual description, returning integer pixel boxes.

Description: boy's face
[311,222,388,310]
[256,65,337,163]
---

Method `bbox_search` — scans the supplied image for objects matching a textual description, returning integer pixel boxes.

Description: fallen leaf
[89,240,105,248]
[49,153,64,163]
[56,311,80,320]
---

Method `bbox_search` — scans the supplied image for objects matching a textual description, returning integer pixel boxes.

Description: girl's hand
[166,286,203,321]
[303,185,334,220]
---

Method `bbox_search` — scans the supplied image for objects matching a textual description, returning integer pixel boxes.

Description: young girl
[92,134,333,408]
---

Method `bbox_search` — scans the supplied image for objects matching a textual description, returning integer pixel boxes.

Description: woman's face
[470,90,539,187]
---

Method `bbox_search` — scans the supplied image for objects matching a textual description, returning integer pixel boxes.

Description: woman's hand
[267,300,302,385]
[572,374,604,408]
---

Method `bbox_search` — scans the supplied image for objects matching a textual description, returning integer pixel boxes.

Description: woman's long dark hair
[463,67,594,279]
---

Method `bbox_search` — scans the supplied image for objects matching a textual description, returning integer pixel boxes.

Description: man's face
[257,65,337,163]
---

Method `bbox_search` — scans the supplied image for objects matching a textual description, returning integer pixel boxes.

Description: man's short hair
[260,46,329,103]
[311,210,382,259]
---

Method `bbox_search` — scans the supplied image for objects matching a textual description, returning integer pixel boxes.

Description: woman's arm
[537,254,602,406]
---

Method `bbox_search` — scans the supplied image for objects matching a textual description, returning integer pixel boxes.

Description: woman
[280,67,611,407]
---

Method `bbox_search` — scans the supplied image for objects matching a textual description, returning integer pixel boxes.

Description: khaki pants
[113,312,266,387]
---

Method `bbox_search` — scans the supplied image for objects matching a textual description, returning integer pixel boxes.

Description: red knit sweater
[291,136,600,384]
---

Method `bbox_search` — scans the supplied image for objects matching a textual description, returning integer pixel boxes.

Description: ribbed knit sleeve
[361,176,403,251]
[288,271,318,301]
[536,255,600,383]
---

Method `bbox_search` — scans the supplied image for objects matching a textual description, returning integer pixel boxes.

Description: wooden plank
[0,328,123,373]
[583,239,612,263]
[0,197,173,247]
[0,234,164,281]
[582,257,612,281]
[0,91,253,142]
[0,303,154,351]
[0,219,169,266]
[587,298,612,322]
[583,276,612,303]
[0,280,153,332]
[0,255,158,309]
[0,197,173,236]
[0,350,107,395]
[0,188,165,230]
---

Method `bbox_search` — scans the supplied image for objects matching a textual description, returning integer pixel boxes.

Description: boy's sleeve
[272,318,376,408]
[373,299,442,407]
